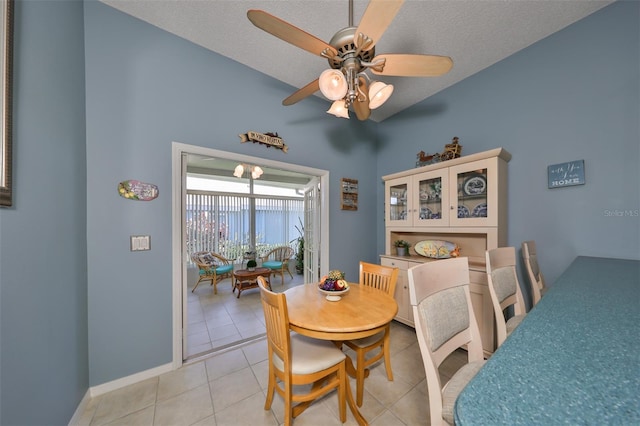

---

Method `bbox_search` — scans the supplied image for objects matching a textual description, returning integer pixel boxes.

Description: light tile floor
[185,267,304,359]
[74,268,469,425]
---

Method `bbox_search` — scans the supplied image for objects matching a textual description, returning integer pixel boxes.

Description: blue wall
[0,0,88,424]
[377,0,639,306]
[83,1,379,386]
[0,0,637,423]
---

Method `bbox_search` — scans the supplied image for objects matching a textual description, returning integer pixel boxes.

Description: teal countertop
[455,256,640,424]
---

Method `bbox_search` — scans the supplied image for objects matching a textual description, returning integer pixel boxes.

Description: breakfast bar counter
[455,256,640,424]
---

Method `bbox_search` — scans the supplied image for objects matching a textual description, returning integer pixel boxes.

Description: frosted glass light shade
[251,166,263,179]
[233,164,245,177]
[319,69,348,101]
[368,81,394,109]
[326,100,349,119]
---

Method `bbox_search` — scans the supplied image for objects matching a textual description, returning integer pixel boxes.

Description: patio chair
[261,246,294,285]
[190,251,234,294]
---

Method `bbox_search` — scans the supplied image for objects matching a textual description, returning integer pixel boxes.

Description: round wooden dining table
[284,282,398,426]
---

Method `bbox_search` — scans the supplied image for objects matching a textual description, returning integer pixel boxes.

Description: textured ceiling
[101,0,613,122]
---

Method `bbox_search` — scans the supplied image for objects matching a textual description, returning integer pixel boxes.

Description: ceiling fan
[247,0,453,121]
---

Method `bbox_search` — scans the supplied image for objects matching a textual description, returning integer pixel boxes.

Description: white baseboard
[89,362,174,397]
[68,389,91,425]
[68,363,175,424]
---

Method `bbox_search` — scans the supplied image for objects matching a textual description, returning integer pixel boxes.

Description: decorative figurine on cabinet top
[416,137,463,167]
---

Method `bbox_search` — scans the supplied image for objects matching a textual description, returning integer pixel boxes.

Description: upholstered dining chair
[257,276,347,426]
[522,240,547,307]
[343,261,399,407]
[408,257,486,426]
[261,246,294,285]
[486,247,526,347]
[190,251,234,294]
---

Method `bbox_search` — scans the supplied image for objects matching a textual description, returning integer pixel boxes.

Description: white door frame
[171,142,329,366]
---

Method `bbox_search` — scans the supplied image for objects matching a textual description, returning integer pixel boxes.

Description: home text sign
[239,131,288,153]
[548,160,585,189]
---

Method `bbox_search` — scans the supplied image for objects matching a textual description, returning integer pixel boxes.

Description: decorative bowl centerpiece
[318,270,349,301]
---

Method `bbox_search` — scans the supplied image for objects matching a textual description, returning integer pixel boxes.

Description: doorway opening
[171,143,329,364]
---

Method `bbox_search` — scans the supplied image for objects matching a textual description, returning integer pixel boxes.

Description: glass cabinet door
[386,179,410,225]
[450,159,495,226]
[414,171,448,226]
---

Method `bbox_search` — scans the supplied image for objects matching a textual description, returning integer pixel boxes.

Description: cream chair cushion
[273,334,346,375]
[421,286,469,351]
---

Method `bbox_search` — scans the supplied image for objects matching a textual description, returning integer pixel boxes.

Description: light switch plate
[130,235,150,251]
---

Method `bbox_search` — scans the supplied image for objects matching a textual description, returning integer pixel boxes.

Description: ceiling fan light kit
[319,69,348,100]
[368,81,394,110]
[327,100,350,119]
[247,0,453,121]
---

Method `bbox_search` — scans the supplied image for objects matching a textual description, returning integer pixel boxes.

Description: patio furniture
[232,267,272,298]
[190,251,234,294]
[261,246,294,285]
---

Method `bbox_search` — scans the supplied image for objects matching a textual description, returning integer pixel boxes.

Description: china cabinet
[385,154,507,228]
[381,148,511,355]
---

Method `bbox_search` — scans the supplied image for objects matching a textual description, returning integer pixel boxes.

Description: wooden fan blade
[248,10,337,58]
[371,54,453,77]
[353,78,371,121]
[353,99,371,121]
[282,79,320,106]
[355,0,404,51]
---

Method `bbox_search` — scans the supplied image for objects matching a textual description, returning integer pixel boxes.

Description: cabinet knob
[450,206,454,210]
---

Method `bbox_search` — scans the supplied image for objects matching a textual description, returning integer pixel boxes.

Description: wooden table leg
[345,373,368,426]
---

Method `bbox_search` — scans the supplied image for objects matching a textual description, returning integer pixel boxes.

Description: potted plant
[291,219,304,275]
[394,240,410,256]
[246,259,257,272]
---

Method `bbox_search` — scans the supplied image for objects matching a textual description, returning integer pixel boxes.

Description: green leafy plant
[246,260,257,269]
[291,218,304,274]
[394,240,410,249]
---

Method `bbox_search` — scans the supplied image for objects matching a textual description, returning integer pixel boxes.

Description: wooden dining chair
[486,247,526,347]
[257,276,347,425]
[342,261,399,407]
[408,257,486,426]
[521,240,547,307]
[190,251,234,294]
[261,246,294,285]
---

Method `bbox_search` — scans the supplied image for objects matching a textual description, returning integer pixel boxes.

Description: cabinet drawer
[381,257,409,269]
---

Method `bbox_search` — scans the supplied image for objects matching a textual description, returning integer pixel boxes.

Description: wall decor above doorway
[239,130,288,152]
